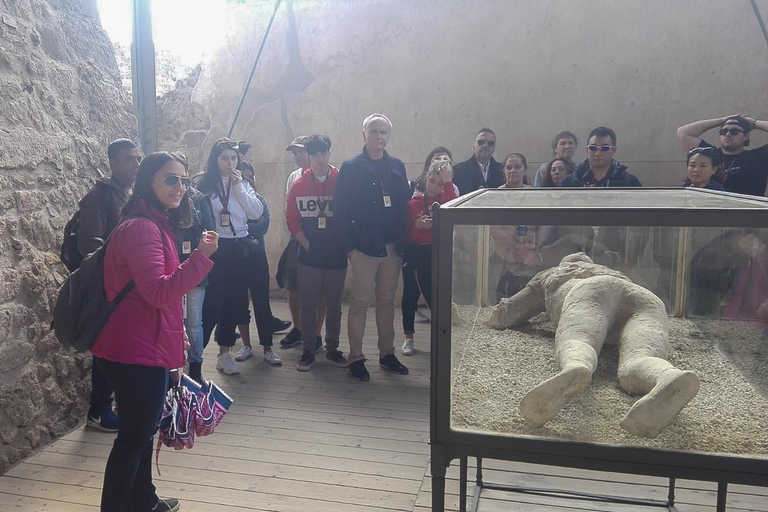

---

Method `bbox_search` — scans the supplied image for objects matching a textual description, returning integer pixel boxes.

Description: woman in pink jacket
[90,152,218,512]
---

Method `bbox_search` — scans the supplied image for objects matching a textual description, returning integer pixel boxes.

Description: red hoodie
[90,199,213,368]
[406,182,457,245]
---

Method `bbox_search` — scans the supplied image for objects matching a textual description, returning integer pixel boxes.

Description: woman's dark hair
[197,137,242,199]
[413,146,453,194]
[684,146,722,186]
[121,151,193,228]
[543,158,575,187]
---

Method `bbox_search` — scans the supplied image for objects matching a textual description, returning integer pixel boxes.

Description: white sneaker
[263,349,283,366]
[414,309,430,323]
[234,346,253,361]
[216,352,239,375]
[401,338,415,356]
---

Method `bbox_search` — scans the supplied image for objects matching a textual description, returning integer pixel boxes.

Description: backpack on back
[60,184,115,273]
[52,214,150,352]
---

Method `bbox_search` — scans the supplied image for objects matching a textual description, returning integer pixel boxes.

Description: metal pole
[227,0,283,138]
[131,0,158,154]
[749,0,768,50]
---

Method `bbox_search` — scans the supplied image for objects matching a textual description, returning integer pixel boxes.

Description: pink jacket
[90,200,213,368]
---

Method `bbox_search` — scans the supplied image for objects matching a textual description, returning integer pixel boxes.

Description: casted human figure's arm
[489,283,546,329]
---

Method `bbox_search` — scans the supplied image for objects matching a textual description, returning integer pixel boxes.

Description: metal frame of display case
[430,188,768,512]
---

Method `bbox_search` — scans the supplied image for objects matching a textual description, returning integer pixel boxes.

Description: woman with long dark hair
[198,138,273,375]
[90,152,218,512]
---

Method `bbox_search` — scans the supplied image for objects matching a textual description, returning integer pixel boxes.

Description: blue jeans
[95,357,168,512]
[185,286,206,364]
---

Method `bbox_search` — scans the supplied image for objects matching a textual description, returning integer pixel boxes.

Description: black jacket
[334,148,410,257]
[76,177,130,257]
[561,159,642,187]
[176,187,215,287]
[453,155,505,195]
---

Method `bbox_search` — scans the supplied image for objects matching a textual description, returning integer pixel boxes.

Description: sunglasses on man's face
[719,128,744,137]
[587,145,615,153]
[162,175,191,189]
[476,139,496,147]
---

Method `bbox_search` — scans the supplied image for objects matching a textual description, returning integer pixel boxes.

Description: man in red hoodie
[285,135,350,371]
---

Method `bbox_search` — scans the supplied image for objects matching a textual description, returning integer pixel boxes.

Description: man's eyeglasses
[587,145,615,153]
[719,128,744,137]
[162,175,191,189]
[476,139,496,147]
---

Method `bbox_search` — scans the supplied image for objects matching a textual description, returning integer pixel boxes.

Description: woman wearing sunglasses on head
[90,152,218,512]
[197,138,270,375]
[684,147,723,190]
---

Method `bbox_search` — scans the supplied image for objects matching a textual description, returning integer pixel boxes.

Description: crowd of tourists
[70,111,767,511]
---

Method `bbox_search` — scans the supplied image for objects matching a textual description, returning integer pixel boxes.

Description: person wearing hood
[561,127,642,188]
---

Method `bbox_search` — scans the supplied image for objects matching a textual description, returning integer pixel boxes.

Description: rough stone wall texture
[154,0,768,289]
[0,0,137,473]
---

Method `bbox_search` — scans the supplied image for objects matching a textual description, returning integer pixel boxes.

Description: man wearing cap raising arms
[278,136,326,350]
[677,114,768,196]
[334,113,411,381]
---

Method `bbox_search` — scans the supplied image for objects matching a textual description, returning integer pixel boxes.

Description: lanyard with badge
[313,172,330,229]
[220,177,235,234]
[375,159,393,208]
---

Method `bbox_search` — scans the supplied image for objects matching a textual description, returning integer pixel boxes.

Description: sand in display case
[430,188,768,511]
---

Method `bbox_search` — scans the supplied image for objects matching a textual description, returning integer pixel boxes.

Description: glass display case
[430,188,768,512]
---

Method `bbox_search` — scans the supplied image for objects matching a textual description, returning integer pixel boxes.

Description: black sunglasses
[688,146,718,156]
[162,175,191,189]
[476,139,496,147]
[587,144,615,152]
[216,141,240,151]
[719,128,744,137]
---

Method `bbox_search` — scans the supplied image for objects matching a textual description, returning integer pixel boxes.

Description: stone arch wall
[0,0,137,473]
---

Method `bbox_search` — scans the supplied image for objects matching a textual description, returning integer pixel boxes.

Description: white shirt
[209,177,264,238]
[285,167,305,197]
[477,159,490,183]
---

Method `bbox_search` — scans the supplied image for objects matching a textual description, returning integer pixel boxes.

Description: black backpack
[52,214,150,352]
[60,185,115,272]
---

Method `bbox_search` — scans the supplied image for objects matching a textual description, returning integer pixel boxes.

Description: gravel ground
[450,307,768,457]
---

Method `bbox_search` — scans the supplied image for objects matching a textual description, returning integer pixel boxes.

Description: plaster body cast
[490,253,700,438]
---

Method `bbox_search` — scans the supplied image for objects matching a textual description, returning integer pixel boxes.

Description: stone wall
[0,0,137,473]
[157,0,768,290]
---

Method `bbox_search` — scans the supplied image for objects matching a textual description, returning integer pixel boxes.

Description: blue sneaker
[87,410,119,432]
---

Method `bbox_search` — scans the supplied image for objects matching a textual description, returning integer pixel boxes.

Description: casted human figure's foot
[519,365,592,426]
[620,369,700,438]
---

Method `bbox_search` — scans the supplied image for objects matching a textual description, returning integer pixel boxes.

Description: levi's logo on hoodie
[296,196,334,217]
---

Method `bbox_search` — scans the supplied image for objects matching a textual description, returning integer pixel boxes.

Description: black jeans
[95,357,168,512]
[203,238,249,348]
[89,355,114,416]
[401,244,432,335]
[236,249,274,347]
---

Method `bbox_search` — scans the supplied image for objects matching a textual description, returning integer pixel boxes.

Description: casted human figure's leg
[616,305,700,438]
[520,278,620,426]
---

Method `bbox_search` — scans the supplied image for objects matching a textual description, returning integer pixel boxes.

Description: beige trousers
[347,244,402,363]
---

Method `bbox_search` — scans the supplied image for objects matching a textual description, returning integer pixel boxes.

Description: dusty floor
[451,307,768,457]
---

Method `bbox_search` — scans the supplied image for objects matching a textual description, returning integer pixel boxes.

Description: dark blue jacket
[247,192,269,254]
[561,159,642,187]
[334,148,410,257]
[176,187,215,287]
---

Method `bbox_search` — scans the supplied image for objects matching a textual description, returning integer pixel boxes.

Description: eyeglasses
[587,145,615,152]
[162,175,191,189]
[216,141,240,151]
[476,139,496,147]
[688,146,718,156]
[719,128,744,136]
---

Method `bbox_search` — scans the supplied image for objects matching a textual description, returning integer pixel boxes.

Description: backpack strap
[111,280,135,306]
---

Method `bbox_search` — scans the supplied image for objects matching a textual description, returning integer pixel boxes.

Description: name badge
[383,195,392,208]
[221,212,231,227]
[182,241,192,254]
[318,217,327,229]
[182,294,188,320]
